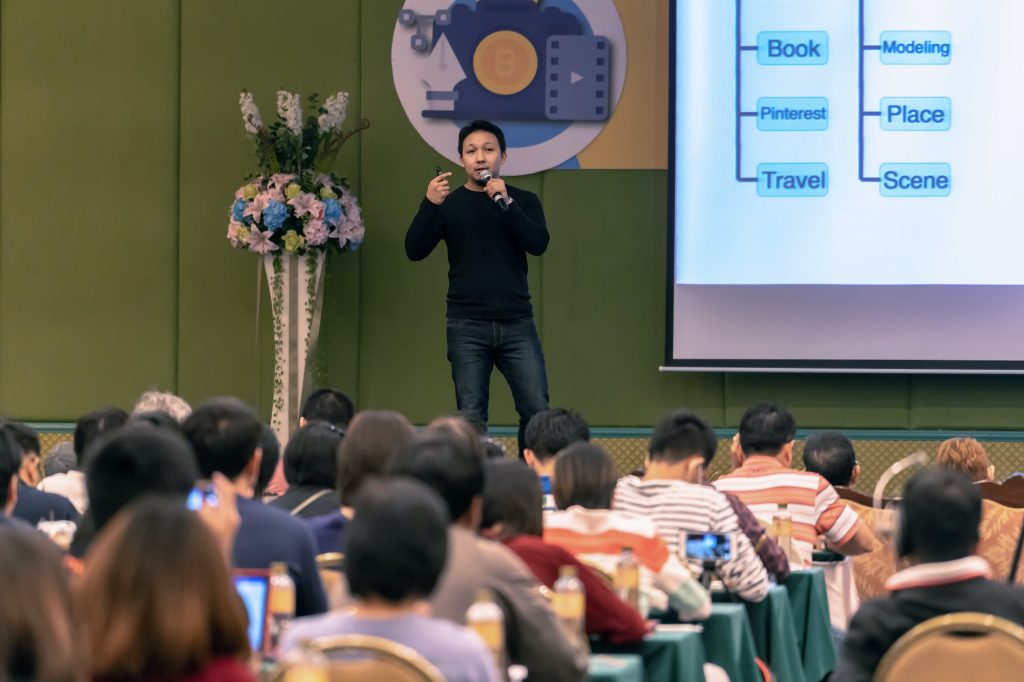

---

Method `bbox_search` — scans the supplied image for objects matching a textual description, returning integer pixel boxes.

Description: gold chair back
[296,633,447,682]
[875,612,1024,682]
[835,487,900,600]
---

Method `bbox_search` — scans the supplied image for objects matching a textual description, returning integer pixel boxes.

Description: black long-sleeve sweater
[405,185,549,320]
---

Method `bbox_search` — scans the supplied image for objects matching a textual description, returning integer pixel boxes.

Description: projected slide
[674,1,1024,286]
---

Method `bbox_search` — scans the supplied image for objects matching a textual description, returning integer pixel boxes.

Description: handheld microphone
[479,170,510,212]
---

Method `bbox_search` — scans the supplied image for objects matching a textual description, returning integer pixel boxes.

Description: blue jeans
[446,317,549,455]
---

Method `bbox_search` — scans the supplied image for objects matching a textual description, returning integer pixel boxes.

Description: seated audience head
[646,408,719,483]
[523,408,590,474]
[738,403,796,464]
[0,431,21,515]
[79,498,250,679]
[182,398,263,495]
[390,433,484,528]
[74,406,129,469]
[283,421,343,489]
[345,478,449,605]
[552,442,617,510]
[481,458,543,540]
[337,409,415,508]
[802,431,859,487]
[935,436,994,483]
[129,409,184,434]
[1,421,41,486]
[44,441,76,477]
[300,388,354,429]
[0,528,80,682]
[428,414,486,460]
[899,467,981,563]
[132,390,192,423]
[84,425,199,534]
[254,423,280,498]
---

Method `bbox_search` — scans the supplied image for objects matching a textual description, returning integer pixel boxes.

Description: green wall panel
[0,0,179,419]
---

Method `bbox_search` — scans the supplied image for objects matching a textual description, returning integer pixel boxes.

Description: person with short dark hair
[2,421,79,527]
[803,431,860,488]
[406,119,551,456]
[268,422,342,518]
[523,408,590,509]
[38,406,128,513]
[253,424,280,499]
[715,403,875,566]
[614,408,771,602]
[300,388,355,429]
[480,458,647,644]
[183,398,327,617]
[0,430,26,525]
[544,443,710,619]
[282,478,499,681]
[834,468,1024,682]
[391,434,588,682]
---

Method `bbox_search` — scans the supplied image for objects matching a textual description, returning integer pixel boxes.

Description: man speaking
[406,120,550,455]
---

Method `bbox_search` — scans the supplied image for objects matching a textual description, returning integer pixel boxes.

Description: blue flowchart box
[880,163,952,197]
[879,31,952,65]
[757,163,829,197]
[757,32,829,65]
[757,97,829,131]
[879,97,951,131]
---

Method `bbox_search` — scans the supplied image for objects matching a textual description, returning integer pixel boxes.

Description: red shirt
[504,534,647,644]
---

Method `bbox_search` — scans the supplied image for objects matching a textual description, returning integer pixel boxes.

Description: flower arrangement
[228,90,370,255]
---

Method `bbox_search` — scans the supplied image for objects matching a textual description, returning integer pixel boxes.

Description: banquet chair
[286,634,447,682]
[835,486,900,599]
[875,612,1024,682]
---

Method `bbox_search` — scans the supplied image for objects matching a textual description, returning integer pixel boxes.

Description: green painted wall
[2,0,1024,431]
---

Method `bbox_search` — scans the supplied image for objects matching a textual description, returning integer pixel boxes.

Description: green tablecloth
[702,603,761,682]
[714,586,806,682]
[589,654,644,682]
[783,568,839,682]
[592,629,707,682]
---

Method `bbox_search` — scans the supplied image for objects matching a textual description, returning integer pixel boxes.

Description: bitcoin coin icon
[473,31,538,95]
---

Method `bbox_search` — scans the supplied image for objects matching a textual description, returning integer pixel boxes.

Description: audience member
[308,409,415,554]
[79,499,253,682]
[132,389,192,423]
[268,422,343,517]
[391,433,588,682]
[44,440,76,477]
[2,421,79,526]
[523,408,590,510]
[0,430,30,529]
[283,478,500,681]
[935,436,994,482]
[129,409,184,433]
[480,457,648,644]
[70,424,199,558]
[0,527,80,682]
[714,403,875,566]
[545,442,710,619]
[301,388,355,429]
[834,468,1024,681]
[614,408,771,601]
[39,406,128,513]
[429,414,487,460]
[253,423,281,499]
[183,398,327,617]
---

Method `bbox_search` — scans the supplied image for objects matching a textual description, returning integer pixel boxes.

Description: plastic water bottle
[772,503,799,565]
[614,547,642,612]
[269,561,296,657]
[552,565,588,652]
[467,588,506,672]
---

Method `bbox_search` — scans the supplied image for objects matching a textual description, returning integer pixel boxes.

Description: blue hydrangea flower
[323,198,345,227]
[231,198,247,222]
[262,200,288,230]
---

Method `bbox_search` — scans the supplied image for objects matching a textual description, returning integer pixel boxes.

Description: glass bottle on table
[467,588,507,672]
[268,561,296,658]
[614,546,642,613]
[772,503,800,566]
[552,565,589,653]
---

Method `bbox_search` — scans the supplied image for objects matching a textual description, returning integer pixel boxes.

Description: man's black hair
[802,431,857,487]
[389,433,483,523]
[523,408,590,461]
[0,431,21,508]
[300,388,354,429]
[345,477,449,602]
[899,467,981,562]
[283,422,342,489]
[74,407,129,467]
[182,398,262,479]
[481,459,542,537]
[1,421,40,457]
[254,424,280,498]
[128,410,183,434]
[84,425,199,533]
[648,408,718,465]
[457,119,507,155]
[738,403,796,456]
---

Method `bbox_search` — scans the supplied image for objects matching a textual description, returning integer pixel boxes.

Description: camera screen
[682,532,732,561]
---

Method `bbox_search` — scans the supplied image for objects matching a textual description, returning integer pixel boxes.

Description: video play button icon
[570,71,584,84]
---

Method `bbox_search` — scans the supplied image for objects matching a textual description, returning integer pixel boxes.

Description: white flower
[276,90,302,136]
[239,91,263,134]
[318,91,349,134]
